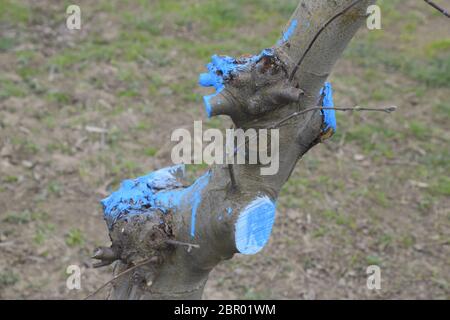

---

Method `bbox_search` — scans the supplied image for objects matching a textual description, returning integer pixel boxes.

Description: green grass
[409,121,429,140]
[312,227,328,238]
[345,0,450,89]
[3,175,18,183]
[170,80,200,103]
[322,210,357,229]
[433,103,450,118]
[4,211,32,224]
[46,141,72,155]
[366,255,383,266]
[377,233,394,249]
[47,181,62,195]
[0,0,30,24]
[0,37,16,52]
[431,177,450,196]
[418,148,450,176]
[400,234,415,248]
[34,223,55,245]
[0,270,19,288]
[65,228,85,247]
[243,288,271,300]
[370,190,390,208]
[0,79,27,99]
[177,0,244,32]
[11,137,40,155]
[46,92,72,104]
[346,38,450,88]
[143,147,158,157]
[425,39,450,58]
[344,123,400,158]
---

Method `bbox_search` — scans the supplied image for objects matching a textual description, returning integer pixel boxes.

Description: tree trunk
[94,0,376,300]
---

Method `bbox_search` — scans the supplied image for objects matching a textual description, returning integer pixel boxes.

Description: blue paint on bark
[198,49,274,117]
[234,196,276,255]
[278,19,298,44]
[101,164,211,234]
[320,82,336,132]
[189,172,211,238]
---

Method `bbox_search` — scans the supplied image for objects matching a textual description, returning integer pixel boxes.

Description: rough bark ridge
[93,0,376,300]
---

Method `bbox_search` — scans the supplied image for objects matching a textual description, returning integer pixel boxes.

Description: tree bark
[94,0,376,300]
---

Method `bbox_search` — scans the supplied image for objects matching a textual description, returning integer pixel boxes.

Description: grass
[346,39,450,88]
[433,103,450,118]
[322,210,357,230]
[0,37,15,51]
[366,255,383,266]
[431,177,450,196]
[425,39,450,58]
[4,211,33,225]
[0,79,27,99]
[44,0,290,71]
[46,92,72,105]
[65,228,85,247]
[343,122,400,158]
[143,147,158,157]
[243,288,271,300]
[11,137,40,155]
[409,121,429,140]
[177,0,244,32]
[47,181,62,195]
[344,0,450,89]
[49,43,118,69]
[3,175,18,183]
[370,190,390,208]
[34,223,55,245]
[0,0,30,25]
[0,270,19,288]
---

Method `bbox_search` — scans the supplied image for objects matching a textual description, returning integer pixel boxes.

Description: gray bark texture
[93,0,376,300]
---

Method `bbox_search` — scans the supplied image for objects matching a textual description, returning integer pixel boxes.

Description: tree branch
[424,0,450,18]
[97,0,377,300]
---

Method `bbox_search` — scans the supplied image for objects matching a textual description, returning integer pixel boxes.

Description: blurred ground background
[0,0,449,299]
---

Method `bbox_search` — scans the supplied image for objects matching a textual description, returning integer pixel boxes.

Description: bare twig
[274,105,397,128]
[84,257,157,300]
[85,126,109,134]
[238,105,397,153]
[424,0,450,18]
[165,239,200,253]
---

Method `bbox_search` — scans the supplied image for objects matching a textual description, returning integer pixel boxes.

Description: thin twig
[165,239,200,253]
[84,257,155,300]
[234,105,397,153]
[85,126,108,134]
[274,105,397,129]
[424,0,450,18]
